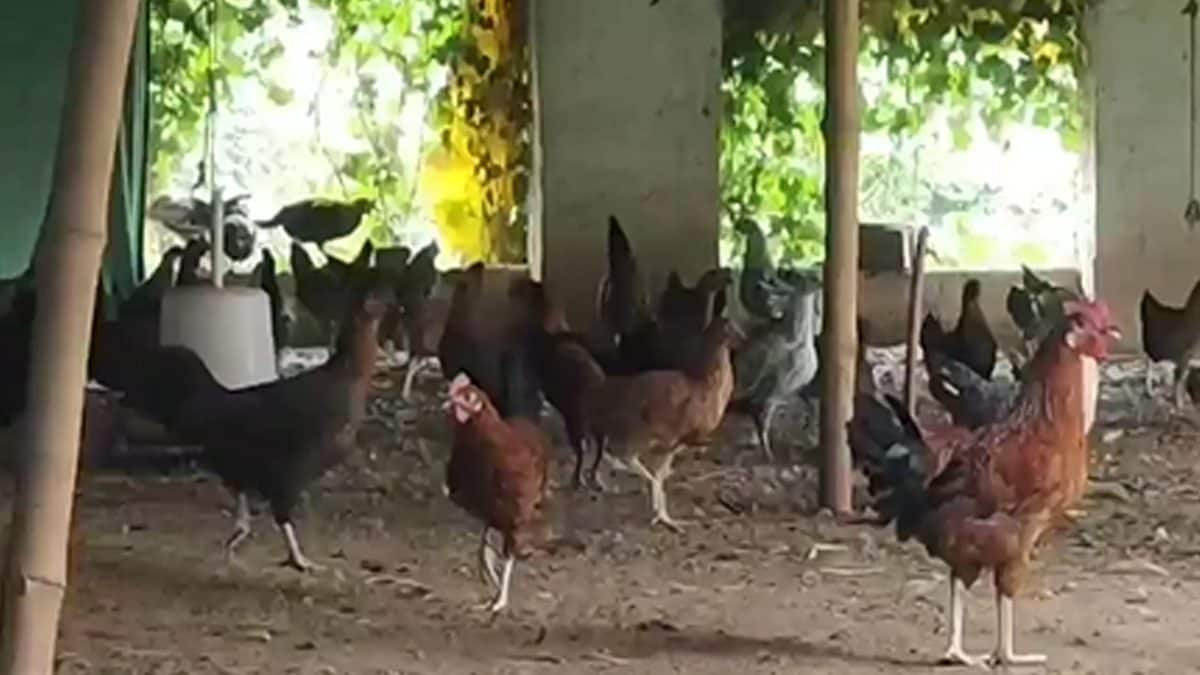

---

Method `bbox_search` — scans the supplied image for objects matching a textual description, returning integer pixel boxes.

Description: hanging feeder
[159,0,278,388]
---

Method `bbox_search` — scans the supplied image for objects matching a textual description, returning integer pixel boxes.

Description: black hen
[98,271,393,571]
[1140,278,1200,407]
[924,348,1015,430]
[255,250,289,352]
[921,279,996,380]
[438,263,542,419]
[598,216,647,342]
[258,197,373,246]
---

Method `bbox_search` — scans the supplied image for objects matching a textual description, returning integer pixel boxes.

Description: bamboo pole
[818,0,860,513]
[0,2,141,672]
[903,227,930,415]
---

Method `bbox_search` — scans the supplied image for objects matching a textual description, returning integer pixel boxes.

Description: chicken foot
[474,527,515,612]
[630,454,685,533]
[987,593,1045,666]
[278,522,324,572]
[224,492,252,562]
[573,438,607,493]
[937,576,987,668]
[402,356,431,401]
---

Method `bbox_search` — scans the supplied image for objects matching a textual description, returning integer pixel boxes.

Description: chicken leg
[938,576,987,667]
[402,356,429,401]
[1174,362,1192,409]
[631,454,685,533]
[987,592,1046,666]
[487,556,515,613]
[224,492,252,561]
[278,521,324,572]
[754,403,778,463]
[477,527,501,588]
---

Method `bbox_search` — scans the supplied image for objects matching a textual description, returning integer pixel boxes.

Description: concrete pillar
[528,0,722,330]
[1092,1,1197,347]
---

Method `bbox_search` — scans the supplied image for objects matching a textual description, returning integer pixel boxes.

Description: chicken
[1005,266,1077,371]
[438,262,542,419]
[924,348,1016,430]
[617,268,732,373]
[117,246,185,320]
[733,218,794,321]
[596,215,648,344]
[509,278,611,490]
[254,249,289,352]
[1140,277,1200,407]
[176,238,209,286]
[291,241,372,344]
[584,317,737,531]
[395,243,443,399]
[95,270,393,571]
[920,279,996,380]
[445,373,550,612]
[848,298,1120,667]
[257,197,373,246]
[729,273,820,461]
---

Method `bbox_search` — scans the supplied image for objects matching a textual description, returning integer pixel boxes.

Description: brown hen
[445,373,549,612]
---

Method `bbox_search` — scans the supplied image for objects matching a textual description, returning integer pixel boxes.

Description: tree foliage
[148,0,1090,265]
[721,0,1090,263]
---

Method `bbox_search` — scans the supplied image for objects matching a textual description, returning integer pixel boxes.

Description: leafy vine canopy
[721,0,1092,269]
[148,0,1091,269]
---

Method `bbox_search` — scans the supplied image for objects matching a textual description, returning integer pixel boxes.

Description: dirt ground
[21,352,1200,674]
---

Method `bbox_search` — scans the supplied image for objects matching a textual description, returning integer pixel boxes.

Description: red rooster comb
[1063,298,1115,328]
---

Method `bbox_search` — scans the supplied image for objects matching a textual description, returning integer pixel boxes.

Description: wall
[528,0,723,330]
[1092,1,1197,349]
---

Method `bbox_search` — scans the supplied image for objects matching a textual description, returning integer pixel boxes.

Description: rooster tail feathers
[847,394,932,540]
[607,216,633,269]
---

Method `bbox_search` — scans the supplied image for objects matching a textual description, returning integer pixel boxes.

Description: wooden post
[0,2,141,672]
[903,227,930,415]
[818,0,860,513]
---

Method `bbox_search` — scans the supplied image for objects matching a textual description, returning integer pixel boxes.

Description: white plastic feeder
[158,183,277,390]
[160,285,278,389]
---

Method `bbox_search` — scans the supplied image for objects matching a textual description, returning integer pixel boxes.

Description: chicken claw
[938,649,989,669]
[986,594,1046,667]
[651,512,688,533]
[278,522,325,572]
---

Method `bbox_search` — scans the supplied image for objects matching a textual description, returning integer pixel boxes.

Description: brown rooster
[1140,278,1200,407]
[848,299,1119,667]
[445,373,549,612]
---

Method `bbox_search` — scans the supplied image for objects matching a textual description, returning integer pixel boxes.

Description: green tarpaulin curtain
[0,1,148,297]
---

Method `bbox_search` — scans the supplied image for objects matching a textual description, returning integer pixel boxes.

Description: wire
[1184,1,1200,228]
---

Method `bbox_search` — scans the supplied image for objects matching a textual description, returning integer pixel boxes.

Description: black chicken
[921,279,997,380]
[1006,265,1077,372]
[255,250,289,352]
[598,216,648,342]
[1140,278,1200,407]
[257,197,374,246]
[94,269,393,571]
[438,263,543,419]
[291,241,373,345]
